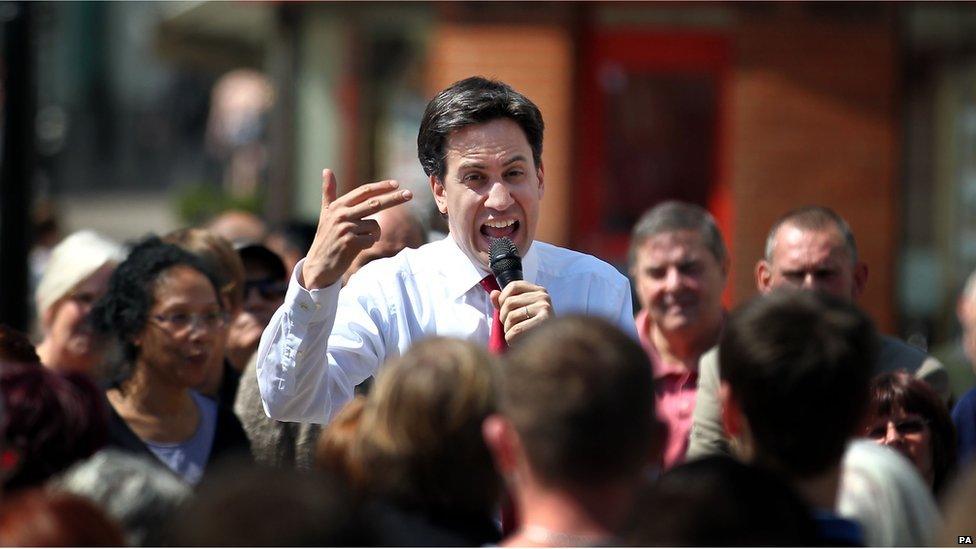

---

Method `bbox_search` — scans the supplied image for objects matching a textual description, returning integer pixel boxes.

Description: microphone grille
[489,237,520,264]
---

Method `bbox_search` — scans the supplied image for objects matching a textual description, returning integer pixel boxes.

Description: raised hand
[301,169,413,289]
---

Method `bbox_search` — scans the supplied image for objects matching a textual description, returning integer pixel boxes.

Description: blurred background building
[4,1,976,355]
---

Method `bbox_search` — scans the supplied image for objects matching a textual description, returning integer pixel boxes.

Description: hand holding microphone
[488,237,554,344]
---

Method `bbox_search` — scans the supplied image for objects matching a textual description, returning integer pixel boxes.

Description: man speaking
[257,77,635,423]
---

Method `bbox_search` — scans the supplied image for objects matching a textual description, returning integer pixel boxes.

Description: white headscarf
[34,230,126,318]
[837,439,942,546]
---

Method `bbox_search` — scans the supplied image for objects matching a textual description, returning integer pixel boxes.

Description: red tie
[479,275,507,354]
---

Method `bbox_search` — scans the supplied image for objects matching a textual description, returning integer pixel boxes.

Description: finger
[498,281,545,303]
[336,180,401,208]
[490,290,501,310]
[321,169,337,208]
[346,188,414,220]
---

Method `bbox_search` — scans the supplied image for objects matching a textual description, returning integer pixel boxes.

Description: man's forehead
[444,119,532,158]
[771,224,850,262]
[638,230,710,259]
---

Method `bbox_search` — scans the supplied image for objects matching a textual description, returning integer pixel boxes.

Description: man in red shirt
[628,201,728,468]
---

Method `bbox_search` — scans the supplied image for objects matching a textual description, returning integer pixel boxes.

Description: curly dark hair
[867,371,957,495]
[91,236,221,367]
[417,76,544,180]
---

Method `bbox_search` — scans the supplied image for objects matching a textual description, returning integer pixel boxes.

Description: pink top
[636,309,699,470]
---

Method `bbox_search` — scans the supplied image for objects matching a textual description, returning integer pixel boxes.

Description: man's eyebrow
[457,161,486,170]
[503,155,529,166]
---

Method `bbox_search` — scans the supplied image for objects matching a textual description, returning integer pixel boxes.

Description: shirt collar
[636,308,699,380]
[438,233,540,299]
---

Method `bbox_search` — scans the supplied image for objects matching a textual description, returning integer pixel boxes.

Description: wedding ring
[523,306,531,321]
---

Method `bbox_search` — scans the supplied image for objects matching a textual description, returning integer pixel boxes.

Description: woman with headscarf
[34,230,125,376]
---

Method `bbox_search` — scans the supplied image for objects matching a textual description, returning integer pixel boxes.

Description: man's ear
[755,260,773,294]
[483,414,520,475]
[430,175,448,215]
[536,161,545,200]
[852,261,868,300]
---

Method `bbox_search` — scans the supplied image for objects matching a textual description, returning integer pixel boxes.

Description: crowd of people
[3,75,976,546]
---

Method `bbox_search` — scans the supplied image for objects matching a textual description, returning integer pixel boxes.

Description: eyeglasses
[150,311,227,333]
[244,278,288,301]
[865,417,929,440]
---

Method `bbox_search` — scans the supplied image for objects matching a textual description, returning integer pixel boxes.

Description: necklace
[521,525,612,547]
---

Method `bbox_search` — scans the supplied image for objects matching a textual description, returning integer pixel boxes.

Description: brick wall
[731,16,899,332]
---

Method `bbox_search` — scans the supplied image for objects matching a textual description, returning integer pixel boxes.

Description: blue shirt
[144,391,217,485]
[952,386,976,468]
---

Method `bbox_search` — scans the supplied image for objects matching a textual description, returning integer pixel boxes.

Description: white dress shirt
[256,235,636,423]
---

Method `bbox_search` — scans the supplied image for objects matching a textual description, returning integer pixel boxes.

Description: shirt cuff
[285,258,340,324]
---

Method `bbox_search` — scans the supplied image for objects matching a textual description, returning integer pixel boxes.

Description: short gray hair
[764,206,858,264]
[628,201,727,268]
[51,449,191,546]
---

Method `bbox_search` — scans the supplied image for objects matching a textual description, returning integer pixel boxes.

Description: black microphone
[489,237,523,289]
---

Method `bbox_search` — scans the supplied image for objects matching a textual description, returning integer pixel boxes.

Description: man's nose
[485,181,515,210]
[664,267,683,290]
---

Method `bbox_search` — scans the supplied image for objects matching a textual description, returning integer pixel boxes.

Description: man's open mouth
[481,219,519,239]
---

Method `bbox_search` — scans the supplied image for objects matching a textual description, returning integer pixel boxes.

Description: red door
[574,30,733,301]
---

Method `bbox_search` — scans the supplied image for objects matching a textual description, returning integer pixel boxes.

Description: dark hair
[267,220,317,257]
[867,371,957,495]
[0,324,40,363]
[502,315,662,485]
[417,76,544,180]
[628,200,728,268]
[0,489,126,546]
[719,290,877,478]
[0,361,107,492]
[766,205,858,263]
[167,461,368,546]
[622,456,819,546]
[92,236,222,365]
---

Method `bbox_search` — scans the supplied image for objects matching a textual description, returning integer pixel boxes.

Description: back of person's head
[418,76,544,180]
[0,488,125,546]
[501,315,661,486]
[0,361,107,492]
[163,227,246,314]
[34,230,125,322]
[838,439,941,547]
[91,236,222,367]
[622,456,819,546]
[628,200,727,267]
[353,337,500,519]
[866,370,956,495]
[315,396,367,483]
[0,324,40,363]
[52,449,192,546]
[167,460,367,546]
[719,289,877,479]
[765,205,858,263]
[204,209,267,246]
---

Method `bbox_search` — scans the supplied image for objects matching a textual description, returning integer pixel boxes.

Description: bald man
[687,206,948,459]
[342,204,427,285]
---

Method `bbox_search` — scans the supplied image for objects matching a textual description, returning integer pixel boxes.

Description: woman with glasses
[34,230,125,377]
[862,371,957,495]
[92,237,249,484]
